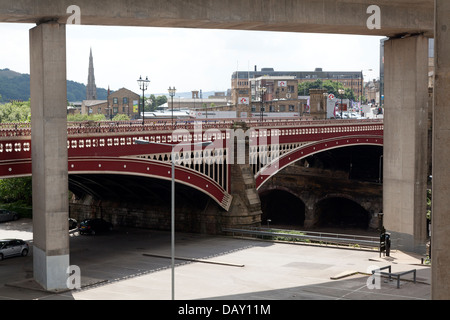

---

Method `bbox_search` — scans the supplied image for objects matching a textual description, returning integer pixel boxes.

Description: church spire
[86,47,97,100]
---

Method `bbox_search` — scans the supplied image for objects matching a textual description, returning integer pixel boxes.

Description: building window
[123,97,128,104]
[279,105,286,112]
[289,105,295,112]
[113,98,118,104]
[98,107,102,114]
[113,107,118,114]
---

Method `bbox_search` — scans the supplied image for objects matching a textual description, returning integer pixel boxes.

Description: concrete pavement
[0,219,431,301]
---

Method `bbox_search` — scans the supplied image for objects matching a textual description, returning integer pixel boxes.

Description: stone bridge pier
[258,165,383,231]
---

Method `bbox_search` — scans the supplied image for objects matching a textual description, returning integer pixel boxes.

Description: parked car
[79,218,113,235]
[0,209,19,223]
[69,218,78,230]
[0,239,29,261]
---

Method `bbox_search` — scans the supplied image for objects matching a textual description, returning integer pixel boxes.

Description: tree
[0,100,31,123]
[0,177,32,205]
[298,79,355,100]
[112,114,130,121]
[146,94,168,112]
[67,113,106,121]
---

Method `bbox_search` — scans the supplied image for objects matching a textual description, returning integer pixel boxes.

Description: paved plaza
[0,219,430,301]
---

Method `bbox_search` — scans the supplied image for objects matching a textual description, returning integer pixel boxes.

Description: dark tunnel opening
[260,190,305,228]
[314,197,370,230]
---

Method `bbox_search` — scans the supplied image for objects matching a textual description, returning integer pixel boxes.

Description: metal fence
[223,227,380,250]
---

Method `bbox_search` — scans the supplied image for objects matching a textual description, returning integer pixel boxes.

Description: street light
[361,69,373,103]
[134,138,213,300]
[137,75,150,126]
[338,88,345,119]
[257,86,267,122]
[168,87,176,129]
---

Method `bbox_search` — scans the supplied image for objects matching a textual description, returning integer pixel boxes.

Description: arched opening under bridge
[68,174,216,233]
[259,189,305,228]
[314,197,371,230]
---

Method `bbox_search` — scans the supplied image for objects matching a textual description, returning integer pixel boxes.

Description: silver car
[0,209,19,223]
[0,239,29,261]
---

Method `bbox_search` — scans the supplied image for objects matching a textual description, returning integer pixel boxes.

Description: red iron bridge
[0,118,383,211]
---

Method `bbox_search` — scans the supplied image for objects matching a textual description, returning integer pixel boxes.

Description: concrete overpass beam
[383,34,429,254]
[432,0,450,300]
[30,22,69,291]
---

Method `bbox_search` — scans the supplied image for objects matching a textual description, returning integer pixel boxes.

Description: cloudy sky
[0,23,383,95]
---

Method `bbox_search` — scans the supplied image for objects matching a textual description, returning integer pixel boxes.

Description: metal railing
[371,265,417,289]
[223,227,380,250]
[0,118,383,137]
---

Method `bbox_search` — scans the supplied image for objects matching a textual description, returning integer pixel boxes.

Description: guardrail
[223,227,380,250]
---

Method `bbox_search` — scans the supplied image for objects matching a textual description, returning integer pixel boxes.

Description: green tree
[0,177,32,206]
[146,94,168,112]
[112,114,130,121]
[67,113,106,121]
[0,100,31,123]
[298,79,355,100]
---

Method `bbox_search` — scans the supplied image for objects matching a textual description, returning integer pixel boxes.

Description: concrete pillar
[30,22,70,291]
[432,0,450,300]
[383,35,429,254]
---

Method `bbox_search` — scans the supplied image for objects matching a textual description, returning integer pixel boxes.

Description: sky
[0,23,383,96]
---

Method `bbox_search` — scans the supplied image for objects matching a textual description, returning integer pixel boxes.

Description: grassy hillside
[0,68,108,103]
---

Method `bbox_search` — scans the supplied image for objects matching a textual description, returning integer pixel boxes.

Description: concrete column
[30,22,69,291]
[383,35,429,254]
[432,0,450,300]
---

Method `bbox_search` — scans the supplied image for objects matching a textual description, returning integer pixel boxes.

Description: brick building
[81,88,140,119]
[231,67,363,118]
[107,88,140,119]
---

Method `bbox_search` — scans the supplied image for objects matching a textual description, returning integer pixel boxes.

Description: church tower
[86,48,97,100]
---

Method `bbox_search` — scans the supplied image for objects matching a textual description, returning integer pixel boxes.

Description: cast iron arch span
[255,135,383,189]
[68,157,232,211]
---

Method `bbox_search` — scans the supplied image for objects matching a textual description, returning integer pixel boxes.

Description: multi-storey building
[250,76,302,114]
[231,67,364,117]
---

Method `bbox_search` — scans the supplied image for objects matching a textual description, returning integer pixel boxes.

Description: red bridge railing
[0,118,383,137]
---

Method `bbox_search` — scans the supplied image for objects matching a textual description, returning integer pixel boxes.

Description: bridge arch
[314,194,372,230]
[259,187,306,228]
[67,157,232,211]
[255,135,383,190]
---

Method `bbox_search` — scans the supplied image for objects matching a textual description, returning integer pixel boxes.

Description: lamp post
[135,139,212,300]
[137,75,150,126]
[338,88,345,119]
[168,87,176,129]
[257,86,266,122]
[361,69,373,103]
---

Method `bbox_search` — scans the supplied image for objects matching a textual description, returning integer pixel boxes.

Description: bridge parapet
[0,118,383,137]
